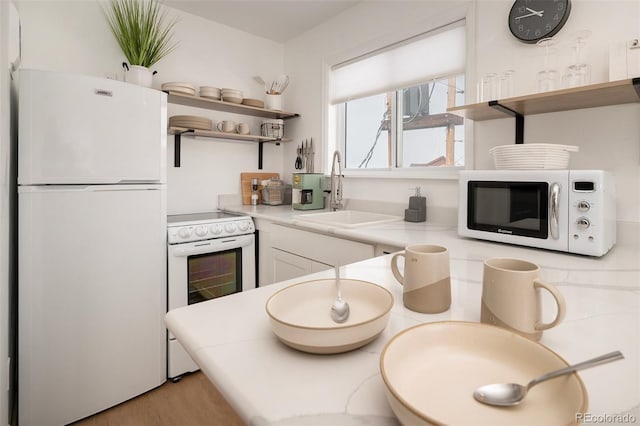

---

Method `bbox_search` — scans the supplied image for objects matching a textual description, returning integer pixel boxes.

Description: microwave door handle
[550,182,560,240]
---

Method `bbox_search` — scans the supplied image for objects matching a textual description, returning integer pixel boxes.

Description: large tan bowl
[265,279,393,354]
[380,321,588,425]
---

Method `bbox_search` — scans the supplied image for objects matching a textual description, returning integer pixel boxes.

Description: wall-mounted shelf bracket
[633,77,640,98]
[489,100,524,144]
[173,129,194,167]
[258,142,264,170]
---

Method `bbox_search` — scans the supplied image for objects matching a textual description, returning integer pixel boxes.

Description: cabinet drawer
[270,224,374,266]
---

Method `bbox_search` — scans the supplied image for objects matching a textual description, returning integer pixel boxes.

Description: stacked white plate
[242,98,264,108]
[200,86,221,100]
[489,144,579,169]
[161,82,196,96]
[169,115,212,130]
[221,88,243,104]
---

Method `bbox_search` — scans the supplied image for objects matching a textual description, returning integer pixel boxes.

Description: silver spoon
[474,350,624,407]
[330,265,350,323]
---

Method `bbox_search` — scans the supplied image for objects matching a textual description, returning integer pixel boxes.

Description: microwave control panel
[568,171,616,256]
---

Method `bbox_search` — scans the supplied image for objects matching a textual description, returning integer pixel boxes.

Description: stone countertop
[165,208,640,425]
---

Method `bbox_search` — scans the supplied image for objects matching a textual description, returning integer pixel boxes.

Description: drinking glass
[537,38,558,93]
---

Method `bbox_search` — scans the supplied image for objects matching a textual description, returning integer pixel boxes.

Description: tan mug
[391,244,451,314]
[481,258,566,341]
[216,120,236,133]
[236,122,250,135]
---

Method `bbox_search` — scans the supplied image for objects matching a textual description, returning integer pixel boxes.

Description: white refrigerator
[18,69,167,425]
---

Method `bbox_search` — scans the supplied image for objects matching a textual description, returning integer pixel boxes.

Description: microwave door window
[468,182,548,238]
[187,248,243,304]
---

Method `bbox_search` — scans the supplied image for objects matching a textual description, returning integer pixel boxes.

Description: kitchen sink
[295,210,402,228]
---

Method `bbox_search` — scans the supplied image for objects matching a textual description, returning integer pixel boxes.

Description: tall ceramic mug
[390,244,451,313]
[481,258,566,341]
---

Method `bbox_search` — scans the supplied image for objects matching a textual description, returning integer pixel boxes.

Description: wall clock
[508,0,572,44]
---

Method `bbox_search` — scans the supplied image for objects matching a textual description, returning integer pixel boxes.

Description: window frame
[336,75,468,179]
[324,4,476,180]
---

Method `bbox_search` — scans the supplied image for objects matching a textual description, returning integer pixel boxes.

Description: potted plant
[102,0,178,87]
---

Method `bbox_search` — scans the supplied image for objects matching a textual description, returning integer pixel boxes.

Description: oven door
[168,234,255,311]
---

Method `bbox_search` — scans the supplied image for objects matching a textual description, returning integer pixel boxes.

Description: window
[330,22,466,172]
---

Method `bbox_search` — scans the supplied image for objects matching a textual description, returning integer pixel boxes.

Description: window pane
[399,75,465,167]
[344,93,390,169]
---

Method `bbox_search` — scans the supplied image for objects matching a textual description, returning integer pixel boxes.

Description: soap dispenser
[404,187,426,222]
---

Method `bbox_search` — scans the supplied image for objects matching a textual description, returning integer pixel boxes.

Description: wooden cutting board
[240,172,280,205]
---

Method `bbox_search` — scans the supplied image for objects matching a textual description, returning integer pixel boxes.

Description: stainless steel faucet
[330,150,343,211]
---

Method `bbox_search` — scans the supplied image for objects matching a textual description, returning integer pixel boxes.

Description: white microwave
[458,170,616,257]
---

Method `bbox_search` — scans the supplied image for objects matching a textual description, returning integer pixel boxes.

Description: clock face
[508,0,571,44]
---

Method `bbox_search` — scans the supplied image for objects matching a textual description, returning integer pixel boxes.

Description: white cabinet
[265,223,375,284]
[271,248,331,282]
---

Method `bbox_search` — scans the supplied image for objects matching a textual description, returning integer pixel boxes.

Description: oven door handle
[549,182,560,240]
[171,235,254,257]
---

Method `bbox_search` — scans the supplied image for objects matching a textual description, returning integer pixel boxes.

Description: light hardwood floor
[72,372,245,426]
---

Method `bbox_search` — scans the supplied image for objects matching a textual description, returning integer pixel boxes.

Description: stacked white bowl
[200,86,221,100]
[489,144,579,169]
[161,82,196,96]
[221,88,243,104]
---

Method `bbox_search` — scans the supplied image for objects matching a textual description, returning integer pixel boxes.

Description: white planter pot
[125,65,153,88]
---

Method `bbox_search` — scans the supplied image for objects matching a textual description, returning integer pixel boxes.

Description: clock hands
[515,7,544,20]
[526,7,544,17]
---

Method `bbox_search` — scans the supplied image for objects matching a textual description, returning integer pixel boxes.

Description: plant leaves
[102,0,178,67]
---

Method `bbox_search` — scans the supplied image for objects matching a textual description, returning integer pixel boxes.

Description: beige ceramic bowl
[265,278,393,354]
[380,321,587,425]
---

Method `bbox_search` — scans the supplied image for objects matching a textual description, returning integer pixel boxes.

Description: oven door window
[187,248,242,304]
[467,181,549,239]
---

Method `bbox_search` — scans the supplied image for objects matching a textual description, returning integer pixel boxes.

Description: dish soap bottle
[404,187,426,222]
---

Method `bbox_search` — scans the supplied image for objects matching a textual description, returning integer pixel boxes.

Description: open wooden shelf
[448,78,640,121]
[166,92,300,120]
[165,91,300,168]
[168,126,289,143]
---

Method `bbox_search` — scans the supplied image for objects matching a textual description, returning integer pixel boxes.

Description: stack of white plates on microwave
[169,115,212,131]
[489,143,579,169]
[200,86,221,100]
[161,82,196,96]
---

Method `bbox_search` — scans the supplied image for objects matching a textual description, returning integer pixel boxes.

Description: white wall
[16,0,287,214]
[284,0,640,223]
[0,2,10,422]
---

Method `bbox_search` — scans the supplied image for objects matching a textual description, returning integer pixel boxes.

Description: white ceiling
[165,0,360,43]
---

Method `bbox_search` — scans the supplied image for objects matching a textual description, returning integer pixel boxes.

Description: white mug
[391,244,451,314]
[217,120,236,133]
[481,258,566,341]
[236,122,250,135]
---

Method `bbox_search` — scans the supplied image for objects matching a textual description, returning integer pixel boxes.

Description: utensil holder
[265,94,282,110]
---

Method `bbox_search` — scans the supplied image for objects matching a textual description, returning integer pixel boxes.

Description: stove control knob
[178,227,192,239]
[577,200,591,212]
[238,221,251,232]
[576,217,591,230]
[194,225,208,237]
[209,224,223,235]
[224,222,236,233]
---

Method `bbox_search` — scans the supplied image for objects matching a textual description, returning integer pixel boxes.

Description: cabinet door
[272,248,332,282]
[272,248,312,282]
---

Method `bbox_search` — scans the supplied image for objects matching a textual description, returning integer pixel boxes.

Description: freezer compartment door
[18,69,167,185]
[18,185,167,425]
